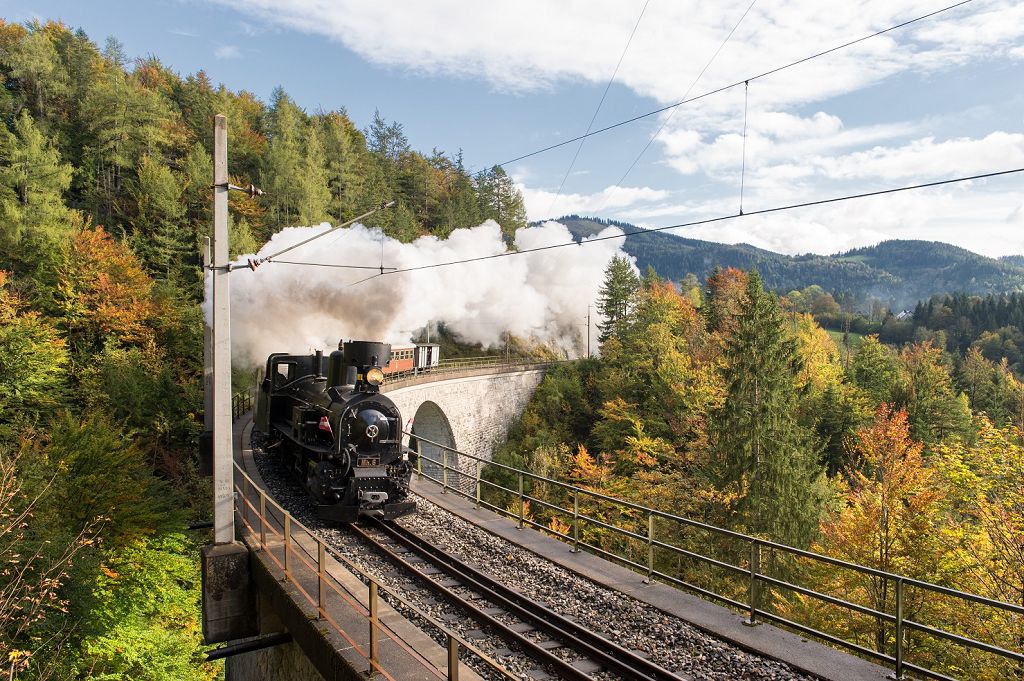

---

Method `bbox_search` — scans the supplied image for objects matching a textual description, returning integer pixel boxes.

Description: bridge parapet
[407,431,1024,681]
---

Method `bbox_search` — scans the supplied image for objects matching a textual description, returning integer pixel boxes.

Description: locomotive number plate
[357,457,380,467]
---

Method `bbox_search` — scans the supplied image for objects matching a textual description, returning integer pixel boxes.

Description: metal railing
[232,461,518,681]
[408,432,1024,681]
[231,390,253,420]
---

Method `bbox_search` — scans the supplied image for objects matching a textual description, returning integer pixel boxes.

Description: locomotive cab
[253,340,416,522]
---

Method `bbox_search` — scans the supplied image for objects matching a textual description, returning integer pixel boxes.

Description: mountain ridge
[541,215,1024,310]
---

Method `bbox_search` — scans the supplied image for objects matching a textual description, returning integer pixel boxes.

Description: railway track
[244,423,810,681]
[351,517,688,681]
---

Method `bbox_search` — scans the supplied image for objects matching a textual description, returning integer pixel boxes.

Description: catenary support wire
[740,80,749,216]
[493,0,974,169]
[596,0,757,212]
[547,0,651,214]
[316,166,1024,281]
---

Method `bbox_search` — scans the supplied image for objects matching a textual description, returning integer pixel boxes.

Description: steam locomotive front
[314,341,415,522]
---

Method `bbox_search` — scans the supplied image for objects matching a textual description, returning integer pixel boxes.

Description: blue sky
[4,0,1024,257]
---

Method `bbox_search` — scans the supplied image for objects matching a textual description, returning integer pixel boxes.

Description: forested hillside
[492,262,1024,679]
[553,215,1024,309]
[0,19,525,679]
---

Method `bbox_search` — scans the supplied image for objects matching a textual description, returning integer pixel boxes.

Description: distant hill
[544,215,1024,310]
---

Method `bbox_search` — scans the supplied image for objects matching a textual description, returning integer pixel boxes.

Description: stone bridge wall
[384,368,547,470]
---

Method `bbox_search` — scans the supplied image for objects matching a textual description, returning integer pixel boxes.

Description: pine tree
[475,165,526,244]
[895,342,973,446]
[80,64,175,225]
[596,255,640,344]
[707,272,825,547]
[319,112,367,220]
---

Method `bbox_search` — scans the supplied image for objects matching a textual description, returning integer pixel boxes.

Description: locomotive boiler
[253,340,416,522]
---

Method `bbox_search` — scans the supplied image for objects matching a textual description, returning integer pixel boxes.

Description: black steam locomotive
[253,340,416,522]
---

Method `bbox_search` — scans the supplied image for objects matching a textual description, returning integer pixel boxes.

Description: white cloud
[209,0,1024,259]
[517,182,670,221]
[667,186,1024,257]
[214,45,241,59]
[209,1,1023,100]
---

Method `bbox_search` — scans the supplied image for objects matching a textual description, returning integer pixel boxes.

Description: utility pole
[211,114,233,544]
[587,305,591,358]
[201,114,258,645]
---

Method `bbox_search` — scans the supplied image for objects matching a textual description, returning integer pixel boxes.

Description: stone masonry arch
[409,400,456,482]
[385,369,546,488]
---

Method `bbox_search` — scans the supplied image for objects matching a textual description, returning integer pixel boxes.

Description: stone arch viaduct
[383,364,549,482]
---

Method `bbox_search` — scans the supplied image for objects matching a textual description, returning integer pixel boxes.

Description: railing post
[259,490,266,547]
[745,539,760,626]
[571,489,579,553]
[894,577,904,680]
[368,580,379,667]
[283,514,291,580]
[645,511,655,584]
[241,479,249,527]
[447,634,460,681]
[442,449,448,493]
[475,460,481,509]
[317,539,326,619]
[517,472,524,529]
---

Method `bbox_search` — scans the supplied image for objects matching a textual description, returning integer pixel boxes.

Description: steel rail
[346,522,598,681]
[406,431,1024,679]
[230,455,517,680]
[361,518,688,681]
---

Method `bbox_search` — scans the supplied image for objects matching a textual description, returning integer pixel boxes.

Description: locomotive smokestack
[314,349,324,378]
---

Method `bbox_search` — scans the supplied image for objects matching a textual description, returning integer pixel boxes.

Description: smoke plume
[221,220,633,366]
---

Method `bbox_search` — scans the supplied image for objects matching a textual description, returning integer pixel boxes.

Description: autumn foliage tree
[58,224,155,351]
[797,406,953,659]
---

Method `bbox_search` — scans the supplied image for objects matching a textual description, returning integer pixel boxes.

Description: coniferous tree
[0,109,73,249]
[319,111,367,220]
[596,255,640,344]
[475,165,526,244]
[297,123,331,225]
[261,87,305,228]
[80,62,175,225]
[128,155,187,278]
[707,271,825,547]
[894,342,973,446]
[850,335,900,405]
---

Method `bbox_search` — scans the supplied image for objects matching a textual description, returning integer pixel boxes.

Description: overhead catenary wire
[596,0,757,212]
[493,0,975,169]
[309,166,1022,280]
[242,200,395,270]
[546,0,651,214]
[271,261,396,271]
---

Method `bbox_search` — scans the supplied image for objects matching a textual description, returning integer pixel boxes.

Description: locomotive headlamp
[365,367,385,386]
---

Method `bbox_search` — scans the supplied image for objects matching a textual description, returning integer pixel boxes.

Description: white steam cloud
[221,220,632,366]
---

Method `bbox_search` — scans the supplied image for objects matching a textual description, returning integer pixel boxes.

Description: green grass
[827,329,865,353]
